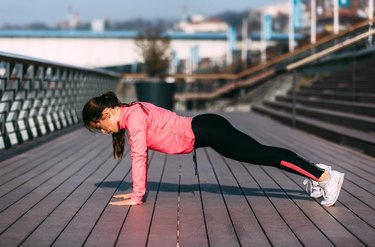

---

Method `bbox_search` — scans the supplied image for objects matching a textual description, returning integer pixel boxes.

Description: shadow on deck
[0,112,374,247]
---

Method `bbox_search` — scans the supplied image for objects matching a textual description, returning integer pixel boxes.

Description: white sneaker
[303,163,331,198]
[320,170,345,207]
[303,179,323,198]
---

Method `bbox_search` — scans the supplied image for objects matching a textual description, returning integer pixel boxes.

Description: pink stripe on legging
[280,160,319,181]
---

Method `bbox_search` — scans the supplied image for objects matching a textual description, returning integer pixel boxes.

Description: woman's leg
[192,114,324,180]
[192,113,344,207]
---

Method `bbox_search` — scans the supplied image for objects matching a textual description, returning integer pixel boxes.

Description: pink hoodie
[119,102,195,204]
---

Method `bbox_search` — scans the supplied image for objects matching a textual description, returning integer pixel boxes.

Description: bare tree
[135,28,171,79]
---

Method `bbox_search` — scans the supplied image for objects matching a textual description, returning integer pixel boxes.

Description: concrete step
[314,78,375,85]
[289,89,375,103]
[263,101,375,132]
[252,104,375,157]
[276,95,375,117]
[301,85,375,93]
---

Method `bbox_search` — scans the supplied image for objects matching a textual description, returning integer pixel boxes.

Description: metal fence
[0,51,120,150]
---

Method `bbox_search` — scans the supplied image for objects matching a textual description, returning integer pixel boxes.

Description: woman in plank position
[82,91,344,207]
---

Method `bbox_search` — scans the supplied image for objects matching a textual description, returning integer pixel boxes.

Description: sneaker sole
[311,192,324,199]
[321,173,345,207]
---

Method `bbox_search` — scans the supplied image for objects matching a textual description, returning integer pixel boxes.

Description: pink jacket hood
[119,102,195,204]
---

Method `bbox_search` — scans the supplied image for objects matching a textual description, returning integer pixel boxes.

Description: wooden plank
[115,151,166,246]
[0,133,90,191]
[204,148,272,246]
[238,112,374,245]
[0,112,373,246]
[0,128,78,164]
[81,151,132,247]
[178,153,209,247]
[0,134,98,213]
[250,114,375,213]
[0,138,112,246]
[146,154,179,247]
[196,148,240,247]
[27,152,116,247]
[0,136,105,235]
[51,153,131,246]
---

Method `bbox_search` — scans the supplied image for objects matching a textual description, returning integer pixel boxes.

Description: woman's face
[90,109,119,134]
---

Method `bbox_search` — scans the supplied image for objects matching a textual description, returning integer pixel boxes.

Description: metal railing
[122,18,375,103]
[0,51,120,150]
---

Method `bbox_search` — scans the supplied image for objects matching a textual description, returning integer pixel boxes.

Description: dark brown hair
[82,91,146,159]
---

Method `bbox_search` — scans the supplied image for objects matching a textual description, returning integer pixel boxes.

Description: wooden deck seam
[220,156,273,245]
[226,113,373,245]
[77,160,128,246]
[49,152,120,245]
[261,127,375,210]
[240,161,305,245]
[242,114,375,208]
[248,118,375,216]
[240,115,374,244]
[204,148,243,245]
[81,150,132,246]
[144,154,168,247]
[0,113,373,246]
[263,128,375,207]
[0,135,95,195]
[0,134,92,186]
[0,136,106,215]
[259,165,342,246]
[195,154,212,247]
[2,149,113,243]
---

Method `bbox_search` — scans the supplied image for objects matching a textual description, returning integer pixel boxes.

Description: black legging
[192,114,324,180]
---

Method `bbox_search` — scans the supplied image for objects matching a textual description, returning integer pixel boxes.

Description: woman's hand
[112,192,132,199]
[109,198,139,206]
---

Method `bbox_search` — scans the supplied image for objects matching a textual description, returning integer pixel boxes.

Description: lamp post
[334,0,339,34]
[311,0,317,44]
[369,0,374,20]
[241,17,248,66]
[289,0,295,52]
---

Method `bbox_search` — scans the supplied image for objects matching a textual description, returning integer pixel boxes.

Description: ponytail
[82,91,146,160]
[112,130,126,159]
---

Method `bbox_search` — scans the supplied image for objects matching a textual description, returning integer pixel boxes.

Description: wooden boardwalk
[0,112,374,247]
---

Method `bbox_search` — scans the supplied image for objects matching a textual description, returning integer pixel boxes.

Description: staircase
[252,60,375,157]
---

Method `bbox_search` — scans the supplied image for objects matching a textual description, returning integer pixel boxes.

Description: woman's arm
[125,112,149,205]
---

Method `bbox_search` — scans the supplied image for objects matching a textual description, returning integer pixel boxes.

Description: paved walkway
[0,112,374,246]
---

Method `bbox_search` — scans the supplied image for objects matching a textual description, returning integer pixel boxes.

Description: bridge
[0,20,374,246]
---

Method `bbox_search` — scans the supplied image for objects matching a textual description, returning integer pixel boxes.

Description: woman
[82,91,344,207]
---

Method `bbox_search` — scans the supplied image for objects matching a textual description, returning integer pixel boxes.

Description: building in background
[0,1,370,74]
[174,14,229,33]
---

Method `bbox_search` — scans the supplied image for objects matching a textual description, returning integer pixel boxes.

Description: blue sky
[0,0,287,25]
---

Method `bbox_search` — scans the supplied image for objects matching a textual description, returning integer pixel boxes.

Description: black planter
[135,81,176,110]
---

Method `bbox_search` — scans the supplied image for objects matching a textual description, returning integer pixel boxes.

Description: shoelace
[303,179,314,194]
[304,178,325,198]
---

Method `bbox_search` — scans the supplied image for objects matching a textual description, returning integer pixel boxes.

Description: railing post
[352,46,357,101]
[291,70,297,128]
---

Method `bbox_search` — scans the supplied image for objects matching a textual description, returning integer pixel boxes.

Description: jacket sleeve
[127,112,148,204]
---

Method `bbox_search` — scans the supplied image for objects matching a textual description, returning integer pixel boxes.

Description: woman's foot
[112,193,132,199]
[319,170,345,206]
[304,164,331,198]
[109,198,139,206]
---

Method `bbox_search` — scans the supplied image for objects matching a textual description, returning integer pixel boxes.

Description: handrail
[122,18,375,83]
[123,72,237,80]
[0,51,120,78]
[286,28,375,70]
[173,18,375,100]
[236,17,375,79]
[0,52,120,150]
